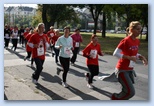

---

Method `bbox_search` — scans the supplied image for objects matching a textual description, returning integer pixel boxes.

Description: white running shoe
[32,79,38,84]
[87,83,93,89]
[62,82,69,88]
[84,73,89,81]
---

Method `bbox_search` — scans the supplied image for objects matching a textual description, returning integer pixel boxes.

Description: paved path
[4,43,148,100]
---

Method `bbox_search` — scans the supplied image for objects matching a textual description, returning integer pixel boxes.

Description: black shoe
[52,53,55,57]
[56,62,59,65]
[56,67,61,75]
[24,57,26,61]
[31,64,34,68]
[71,62,75,66]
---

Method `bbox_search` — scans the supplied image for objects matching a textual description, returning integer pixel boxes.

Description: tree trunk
[102,12,106,38]
[42,4,48,33]
[93,19,97,34]
[145,24,148,41]
[42,5,55,33]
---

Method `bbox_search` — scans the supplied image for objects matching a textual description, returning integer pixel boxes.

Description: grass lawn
[79,32,148,60]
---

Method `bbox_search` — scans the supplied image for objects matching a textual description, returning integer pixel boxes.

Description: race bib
[13,33,18,36]
[129,60,135,68]
[75,42,79,47]
[50,33,54,37]
[90,50,97,59]
[64,47,71,55]
[37,45,44,56]
[5,34,9,37]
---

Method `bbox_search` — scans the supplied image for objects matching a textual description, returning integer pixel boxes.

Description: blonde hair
[54,29,59,32]
[29,29,33,34]
[36,23,44,31]
[50,26,54,29]
[129,21,141,30]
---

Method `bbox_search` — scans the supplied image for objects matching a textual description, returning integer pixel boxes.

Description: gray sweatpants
[113,70,136,100]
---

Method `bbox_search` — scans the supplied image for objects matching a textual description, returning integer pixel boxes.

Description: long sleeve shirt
[82,42,102,65]
[28,33,49,60]
[70,33,82,48]
[114,36,140,70]
[55,35,73,58]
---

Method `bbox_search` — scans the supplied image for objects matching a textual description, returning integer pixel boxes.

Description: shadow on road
[4,92,8,100]
[69,68,85,78]
[98,58,108,63]
[6,48,25,59]
[68,86,99,100]
[72,64,89,72]
[93,87,112,99]
[41,71,62,85]
[26,65,36,71]
[36,83,66,100]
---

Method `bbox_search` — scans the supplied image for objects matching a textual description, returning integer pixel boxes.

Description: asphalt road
[4,43,149,100]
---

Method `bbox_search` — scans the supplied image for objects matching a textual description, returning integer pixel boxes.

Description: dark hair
[75,28,80,32]
[91,34,97,40]
[63,26,70,31]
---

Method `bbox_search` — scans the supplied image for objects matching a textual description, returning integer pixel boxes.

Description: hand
[140,56,148,66]
[34,44,38,48]
[59,45,62,49]
[89,54,93,58]
[71,47,74,51]
[142,59,148,66]
[100,52,104,56]
[43,37,47,43]
[128,56,137,63]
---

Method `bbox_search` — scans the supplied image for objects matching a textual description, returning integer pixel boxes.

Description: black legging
[32,58,44,81]
[12,39,18,51]
[87,65,99,84]
[25,51,32,59]
[4,38,10,48]
[59,56,70,82]
[71,47,79,63]
[53,46,60,63]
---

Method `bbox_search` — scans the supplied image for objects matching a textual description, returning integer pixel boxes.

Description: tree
[87,4,105,34]
[113,4,148,41]
[38,4,79,32]
[31,10,42,28]
[137,4,148,41]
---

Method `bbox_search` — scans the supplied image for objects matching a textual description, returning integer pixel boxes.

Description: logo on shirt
[129,46,138,50]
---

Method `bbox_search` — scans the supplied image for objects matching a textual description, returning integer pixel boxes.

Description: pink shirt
[71,33,82,47]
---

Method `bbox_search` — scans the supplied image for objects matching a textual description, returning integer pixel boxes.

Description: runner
[82,34,104,89]
[28,23,50,84]
[111,21,148,100]
[55,26,73,88]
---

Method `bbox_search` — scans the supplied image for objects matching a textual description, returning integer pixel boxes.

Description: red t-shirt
[82,42,102,65]
[23,32,29,38]
[116,36,140,70]
[47,31,55,44]
[28,33,49,60]
[25,33,33,52]
[51,35,60,45]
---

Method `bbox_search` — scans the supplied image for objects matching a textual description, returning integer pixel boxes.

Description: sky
[4,4,38,8]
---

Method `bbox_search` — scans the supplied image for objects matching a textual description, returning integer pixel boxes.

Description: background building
[4,6,36,27]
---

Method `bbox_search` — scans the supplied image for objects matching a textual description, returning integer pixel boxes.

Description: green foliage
[38,4,80,31]
[31,11,42,28]
[80,32,148,59]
